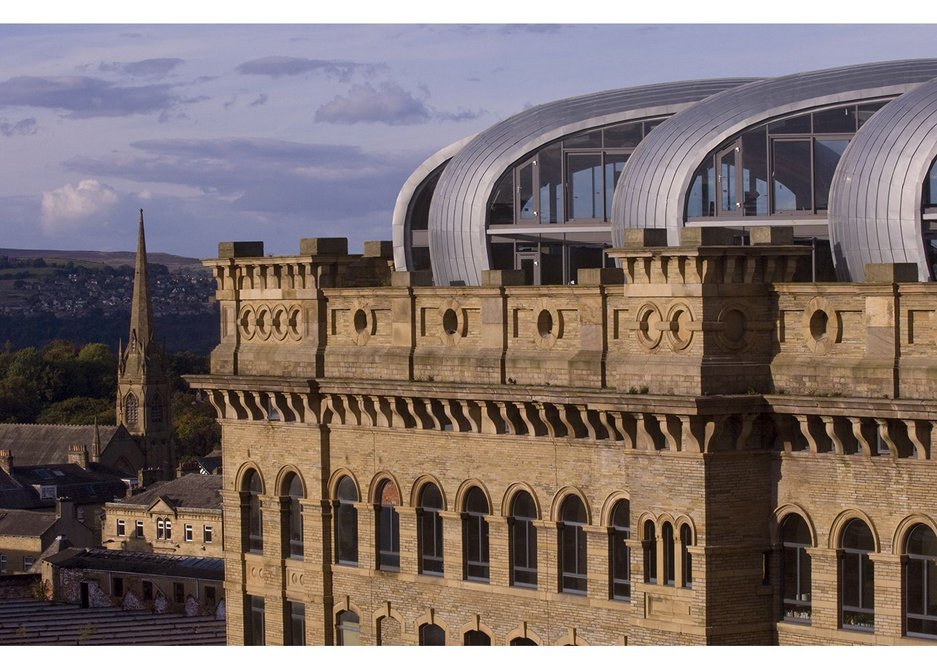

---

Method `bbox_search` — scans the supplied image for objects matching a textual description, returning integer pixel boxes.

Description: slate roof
[45,547,224,580]
[0,509,56,537]
[10,463,130,505]
[117,474,222,511]
[0,423,120,467]
[196,451,222,475]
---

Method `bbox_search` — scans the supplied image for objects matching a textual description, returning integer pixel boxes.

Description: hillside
[0,248,202,271]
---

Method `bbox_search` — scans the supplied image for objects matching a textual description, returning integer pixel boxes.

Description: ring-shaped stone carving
[533,300,562,349]
[239,305,257,341]
[287,305,302,342]
[255,304,272,341]
[802,296,840,354]
[635,303,663,350]
[665,302,694,351]
[715,304,751,352]
[438,298,464,346]
[271,305,288,341]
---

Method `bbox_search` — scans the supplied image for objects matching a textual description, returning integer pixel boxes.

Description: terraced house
[188,60,937,645]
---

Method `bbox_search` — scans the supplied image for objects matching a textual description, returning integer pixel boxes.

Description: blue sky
[0,23,936,258]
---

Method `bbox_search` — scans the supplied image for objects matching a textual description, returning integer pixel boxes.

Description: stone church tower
[116,210,175,479]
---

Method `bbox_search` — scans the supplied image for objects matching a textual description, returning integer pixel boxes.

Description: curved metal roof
[392,135,473,272]
[611,59,937,247]
[829,76,937,282]
[427,79,757,286]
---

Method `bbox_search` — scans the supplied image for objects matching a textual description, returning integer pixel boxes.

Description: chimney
[0,449,12,474]
[56,497,75,521]
[68,444,89,469]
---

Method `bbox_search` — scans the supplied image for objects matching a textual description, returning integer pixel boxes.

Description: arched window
[680,524,693,588]
[559,495,587,594]
[464,630,490,645]
[510,491,537,588]
[644,521,657,584]
[151,394,163,423]
[376,480,400,571]
[781,514,812,622]
[419,623,445,646]
[334,476,358,565]
[125,393,138,428]
[283,473,304,559]
[839,518,874,631]
[418,483,444,575]
[336,610,360,646]
[610,500,630,600]
[462,487,489,581]
[904,523,937,638]
[243,469,263,554]
[510,637,537,646]
[662,522,675,586]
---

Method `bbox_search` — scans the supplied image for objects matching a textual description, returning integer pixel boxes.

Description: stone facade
[187,230,937,646]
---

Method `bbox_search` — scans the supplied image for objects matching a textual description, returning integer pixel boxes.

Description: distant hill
[0,248,203,272]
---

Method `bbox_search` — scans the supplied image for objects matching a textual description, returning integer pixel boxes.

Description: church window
[781,514,813,622]
[242,469,263,554]
[510,490,538,588]
[840,518,874,631]
[418,482,444,575]
[681,523,693,588]
[610,500,631,600]
[125,393,138,428]
[464,630,491,645]
[283,473,304,559]
[336,610,360,645]
[462,486,490,582]
[419,623,445,646]
[376,479,400,571]
[334,476,358,565]
[662,522,675,586]
[559,494,588,594]
[904,523,937,638]
[644,521,657,584]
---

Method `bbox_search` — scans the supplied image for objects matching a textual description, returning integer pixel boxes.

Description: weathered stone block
[364,240,393,258]
[577,267,625,285]
[620,228,668,248]
[481,269,525,286]
[864,263,918,283]
[680,227,735,247]
[299,237,348,256]
[750,226,794,245]
[390,270,433,287]
[218,241,264,258]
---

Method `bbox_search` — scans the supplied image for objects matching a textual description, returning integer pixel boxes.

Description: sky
[1,21,937,258]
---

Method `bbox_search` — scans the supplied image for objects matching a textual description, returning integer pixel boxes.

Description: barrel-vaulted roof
[392,136,474,272]
[426,78,757,286]
[829,76,937,281]
[612,59,937,247]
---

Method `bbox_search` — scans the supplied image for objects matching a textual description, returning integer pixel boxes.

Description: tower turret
[116,210,175,479]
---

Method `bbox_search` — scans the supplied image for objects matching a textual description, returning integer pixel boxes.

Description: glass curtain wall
[688,101,889,220]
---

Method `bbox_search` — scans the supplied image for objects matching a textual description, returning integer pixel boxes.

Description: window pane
[605,154,629,220]
[489,172,514,225]
[814,139,849,211]
[567,154,603,220]
[687,159,715,218]
[741,126,768,216]
[768,114,811,134]
[464,630,491,646]
[337,611,360,646]
[539,146,563,224]
[719,149,738,214]
[814,106,856,133]
[518,162,536,221]
[773,140,812,213]
[604,121,644,149]
[419,623,445,646]
[564,129,602,148]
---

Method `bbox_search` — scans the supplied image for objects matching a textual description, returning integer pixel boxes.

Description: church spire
[129,209,153,348]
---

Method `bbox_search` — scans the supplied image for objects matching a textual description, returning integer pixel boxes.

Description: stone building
[188,61,937,646]
[102,474,223,558]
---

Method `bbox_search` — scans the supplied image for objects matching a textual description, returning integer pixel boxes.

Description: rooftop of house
[0,423,122,467]
[44,547,224,581]
[0,509,56,537]
[112,474,222,511]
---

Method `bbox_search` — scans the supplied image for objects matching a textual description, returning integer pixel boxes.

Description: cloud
[62,137,417,220]
[236,56,383,82]
[0,117,37,137]
[0,76,177,118]
[98,58,184,79]
[250,94,268,107]
[315,82,430,125]
[40,180,119,234]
